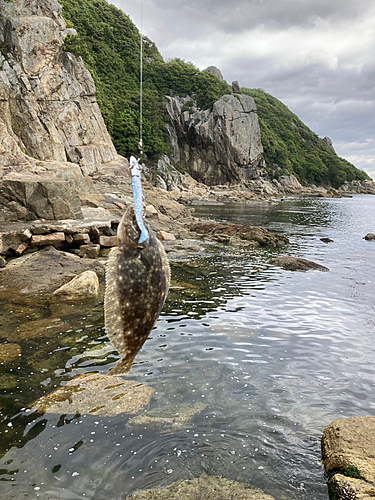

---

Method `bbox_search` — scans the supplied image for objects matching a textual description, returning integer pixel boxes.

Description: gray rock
[154,155,185,191]
[323,136,336,153]
[165,94,266,186]
[127,475,275,499]
[203,66,224,81]
[269,256,329,271]
[321,237,334,243]
[0,178,83,221]
[232,80,241,93]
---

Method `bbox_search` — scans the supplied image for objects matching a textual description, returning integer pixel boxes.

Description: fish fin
[104,247,126,354]
[108,356,135,376]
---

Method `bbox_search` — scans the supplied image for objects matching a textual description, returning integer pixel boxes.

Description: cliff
[165,94,266,186]
[0,0,117,174]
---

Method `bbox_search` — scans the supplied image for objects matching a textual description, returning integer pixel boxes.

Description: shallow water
[1,195,375,499]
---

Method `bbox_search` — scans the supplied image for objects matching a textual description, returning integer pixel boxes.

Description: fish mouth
[118,207,148,249]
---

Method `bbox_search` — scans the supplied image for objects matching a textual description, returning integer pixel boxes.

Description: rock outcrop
[0,0,117,172]
[165,93,266,186]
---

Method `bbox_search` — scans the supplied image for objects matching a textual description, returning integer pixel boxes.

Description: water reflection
[1,195,375,499]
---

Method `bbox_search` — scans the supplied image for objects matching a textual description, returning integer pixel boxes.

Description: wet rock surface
[126,403,207,433]
[269,256,329,271]
[127,475,275,499]
[0,342,21,363]
[30,373,155,417]
[7,317,70,342]
[322,416,375,499]
[190,220,289,248]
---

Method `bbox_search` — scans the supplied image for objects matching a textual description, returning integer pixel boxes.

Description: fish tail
[108,356,135,376]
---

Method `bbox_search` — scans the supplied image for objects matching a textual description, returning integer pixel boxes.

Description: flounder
[104,206,170,375]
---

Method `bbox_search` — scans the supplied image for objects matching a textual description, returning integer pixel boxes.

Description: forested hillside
[60,0,369,187]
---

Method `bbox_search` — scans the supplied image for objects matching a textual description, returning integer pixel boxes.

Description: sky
[112,0,375,180]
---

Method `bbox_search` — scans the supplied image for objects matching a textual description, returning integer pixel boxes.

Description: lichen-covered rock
[51,270,99,302]
[269,256,329,271]
[127,475,275,499]
[0,342,21,362]
[126,403,207,433]
[30,373,155,417]
[165,94,265,186]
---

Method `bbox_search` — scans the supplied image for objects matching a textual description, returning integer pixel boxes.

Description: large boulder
[322,416,375,499]
[165,94,266,186]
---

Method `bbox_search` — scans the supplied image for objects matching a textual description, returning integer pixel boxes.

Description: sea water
[0,195,374,499]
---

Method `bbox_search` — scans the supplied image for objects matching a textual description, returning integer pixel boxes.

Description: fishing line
[139,0,143,156]
[128,0,148,244]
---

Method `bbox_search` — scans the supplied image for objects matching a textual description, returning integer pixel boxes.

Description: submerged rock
[8,317,70,342]
[126,403,207,433]
[0,342,21,363]
[190,221,288,248]
[269,256,329,272]
[127,475,275,499]
[30,373,155,417]
[0,373,19,390]
[51,270,99,302]
[322,416,375,499]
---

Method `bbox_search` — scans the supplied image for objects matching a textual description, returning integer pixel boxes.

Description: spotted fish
[104,206,170,375]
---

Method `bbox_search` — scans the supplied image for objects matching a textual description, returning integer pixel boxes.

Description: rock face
[165,94,266,186]
[322,416,375,499]
[0,0,117,173]
[0,177,83,221]
[323,136,336,153]
[203,66,224,81]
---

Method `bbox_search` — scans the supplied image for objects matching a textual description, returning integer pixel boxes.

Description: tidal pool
[0,195,374,499]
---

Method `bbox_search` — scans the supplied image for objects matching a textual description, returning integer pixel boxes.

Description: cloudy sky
[112,0,375,179]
